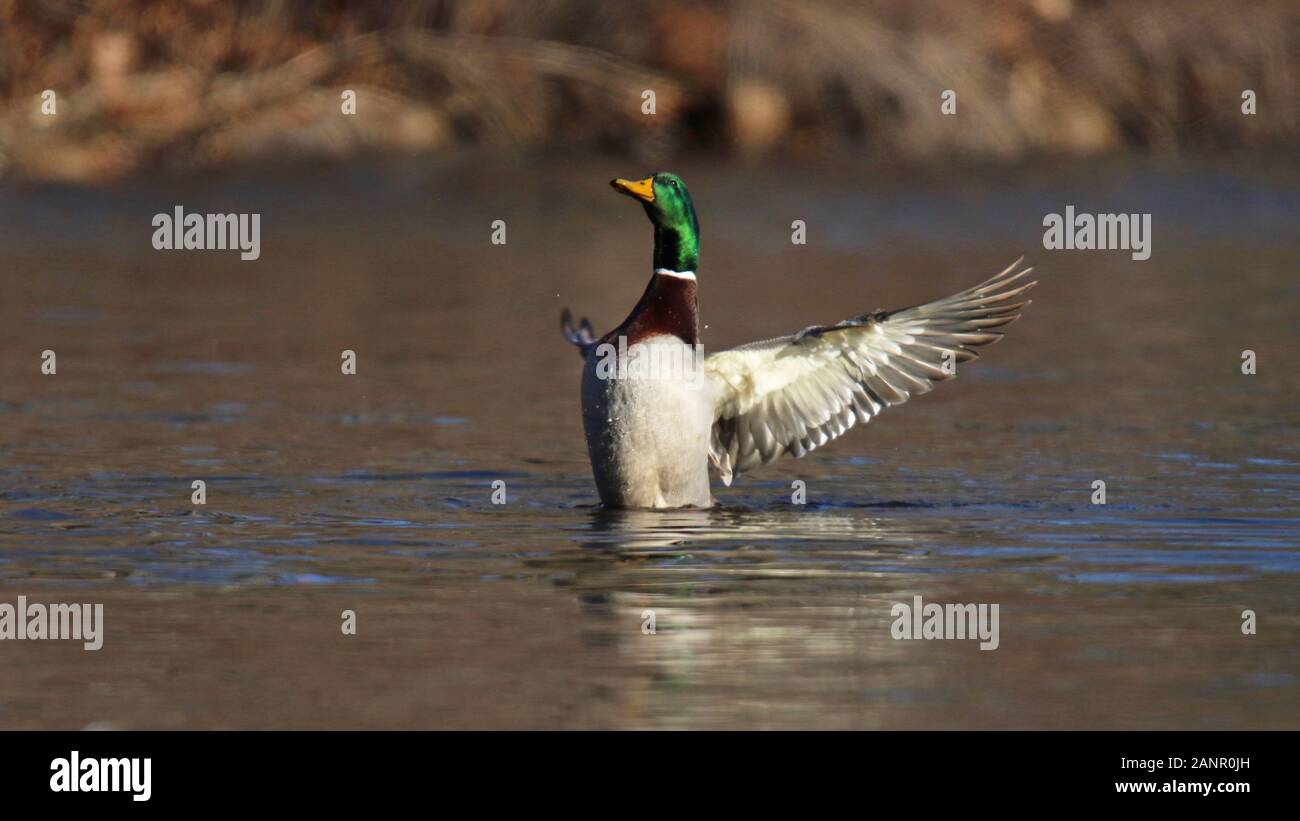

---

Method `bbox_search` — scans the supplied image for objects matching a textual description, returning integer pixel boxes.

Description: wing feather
[704,259,1036,485]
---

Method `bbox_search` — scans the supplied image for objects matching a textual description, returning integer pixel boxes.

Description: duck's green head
[611,172,700,274]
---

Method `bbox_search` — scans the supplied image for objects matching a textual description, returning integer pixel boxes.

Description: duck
[561,172,1035,509]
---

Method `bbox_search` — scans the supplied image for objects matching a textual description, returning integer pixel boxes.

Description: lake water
[0,155,1296,728]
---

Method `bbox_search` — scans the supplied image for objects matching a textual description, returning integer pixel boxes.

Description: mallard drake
[562,172,1035,509]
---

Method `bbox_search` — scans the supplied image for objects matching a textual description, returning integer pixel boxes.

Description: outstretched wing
[704,258,1035,484]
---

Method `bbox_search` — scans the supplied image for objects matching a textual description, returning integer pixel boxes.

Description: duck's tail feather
[560,308,597,357]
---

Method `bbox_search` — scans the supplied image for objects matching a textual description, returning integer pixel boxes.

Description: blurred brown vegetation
[1,0,1296,182]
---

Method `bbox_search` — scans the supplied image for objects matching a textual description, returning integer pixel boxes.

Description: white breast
[580,334,716,508]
